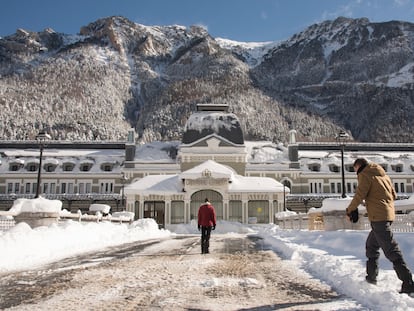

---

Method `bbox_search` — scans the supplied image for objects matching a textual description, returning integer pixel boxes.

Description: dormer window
[392,164,403,173]
[101,163,113,172]
[63,163,75,171]
[380,164,388,172]
[43,158,59,173]
[26,162,39,172]
[44,163,57,172]
[9,159,25,171]
[345,164,355,172]
[328,164,339,173]
[308,163,320,172]
[80,159,94,172]
[80,163,92,172]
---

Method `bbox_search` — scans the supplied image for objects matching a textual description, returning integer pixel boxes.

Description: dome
[182,105,244,145]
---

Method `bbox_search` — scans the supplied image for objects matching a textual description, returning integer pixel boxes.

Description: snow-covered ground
[1,221,414,310]
[1,199,414,310]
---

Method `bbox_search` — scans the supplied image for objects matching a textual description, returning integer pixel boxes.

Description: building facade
[1,105,414,227]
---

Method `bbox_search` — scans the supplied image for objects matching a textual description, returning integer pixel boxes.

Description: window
[79,183,85,194]
[229,200,242,222]
[9,164,21,171]
[7,182,22,194]
[80,163,92,172]
[394,182,406,193]
[101,164,113,172]
[25,183,31,194]
[27,164,37,172]
[171,201,185,224]
[329,164,339,173]
[392,164,403,173]
[44,164,56,172]
[100,182,114,194]
[346,165,355,172]
[309,180,323,194]
[14,183,20,194]
[308,164,321,172]
[50,183,56,194]
[346,182,352,193]
[63,163,75,171]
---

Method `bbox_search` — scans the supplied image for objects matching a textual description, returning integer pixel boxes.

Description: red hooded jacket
[198,202,216,227]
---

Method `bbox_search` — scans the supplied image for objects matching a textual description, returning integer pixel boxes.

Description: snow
[215,38,280,67]
[125,159,285,194]
[1,198,414,310]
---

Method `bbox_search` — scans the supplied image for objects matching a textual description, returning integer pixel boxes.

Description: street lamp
[282,180,289,211]
[120,172,129,210]
[336,130,349,198]
[35,131,51,198]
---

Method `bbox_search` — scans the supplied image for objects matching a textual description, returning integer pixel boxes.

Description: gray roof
[182,111,244,145]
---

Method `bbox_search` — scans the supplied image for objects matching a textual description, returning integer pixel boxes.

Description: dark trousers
[366,221,403,262]
[201,226,212,254]
[366,221,412,282]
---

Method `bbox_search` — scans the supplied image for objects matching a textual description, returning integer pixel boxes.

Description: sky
[1,197,414,310]
[1,0,414,42]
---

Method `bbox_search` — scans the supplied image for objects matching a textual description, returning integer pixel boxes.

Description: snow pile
[257,226,414,311]
[0,218,170,273]
[9,197,62,214]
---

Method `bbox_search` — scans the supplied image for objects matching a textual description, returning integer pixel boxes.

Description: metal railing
[276,213,414,232]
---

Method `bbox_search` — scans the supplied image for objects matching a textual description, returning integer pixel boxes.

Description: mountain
[0,16,413,143]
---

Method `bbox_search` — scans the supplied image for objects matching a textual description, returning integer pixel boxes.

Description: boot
[366,258,378,285]
[393,259,414,294]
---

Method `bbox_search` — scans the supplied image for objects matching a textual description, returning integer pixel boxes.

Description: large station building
[1,104,414,228]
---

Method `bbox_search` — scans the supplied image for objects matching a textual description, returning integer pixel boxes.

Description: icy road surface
[0,233,367,310]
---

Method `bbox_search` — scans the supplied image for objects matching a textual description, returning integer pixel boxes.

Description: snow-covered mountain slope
[1,16,414,143]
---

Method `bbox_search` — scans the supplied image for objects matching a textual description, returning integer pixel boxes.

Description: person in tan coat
[346,158,414,294]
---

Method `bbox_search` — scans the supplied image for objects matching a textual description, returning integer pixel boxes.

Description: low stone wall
[320,211,365,231]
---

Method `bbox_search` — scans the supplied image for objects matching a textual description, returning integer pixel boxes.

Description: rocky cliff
[0,16,413,143]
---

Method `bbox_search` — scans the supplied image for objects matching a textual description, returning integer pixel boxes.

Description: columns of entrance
[165,199,171,226]
[269,199,274,224]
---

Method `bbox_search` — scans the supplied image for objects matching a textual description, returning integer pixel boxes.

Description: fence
[0,211,134,231]
[276,213,414,232]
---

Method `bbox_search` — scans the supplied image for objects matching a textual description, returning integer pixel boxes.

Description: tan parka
[346,163,396,222]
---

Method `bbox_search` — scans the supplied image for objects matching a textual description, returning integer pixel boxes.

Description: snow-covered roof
[126,160,284,195]
[182,111,244,145]
[179,160,235,180]
[229,176,285,193]
[125,175,182,194]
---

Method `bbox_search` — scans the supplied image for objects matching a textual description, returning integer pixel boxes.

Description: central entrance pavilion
[124,104,287,228]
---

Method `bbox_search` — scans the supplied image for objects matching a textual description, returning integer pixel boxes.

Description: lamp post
[120,172,129,210]
[35,131,51,198]
[282,180,288,211]
[336,130,349,198]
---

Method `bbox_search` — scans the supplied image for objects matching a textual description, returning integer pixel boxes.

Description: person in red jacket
[198,198,216,254]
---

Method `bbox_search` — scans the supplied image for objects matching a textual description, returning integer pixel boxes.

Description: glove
[212,226,215,230]
[348,208,359,223]
[198,225,200,231]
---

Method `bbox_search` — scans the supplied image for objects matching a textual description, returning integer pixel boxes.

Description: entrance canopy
[125,160,286,195]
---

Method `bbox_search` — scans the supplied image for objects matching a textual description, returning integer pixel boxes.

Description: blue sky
[1,0,414,42]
